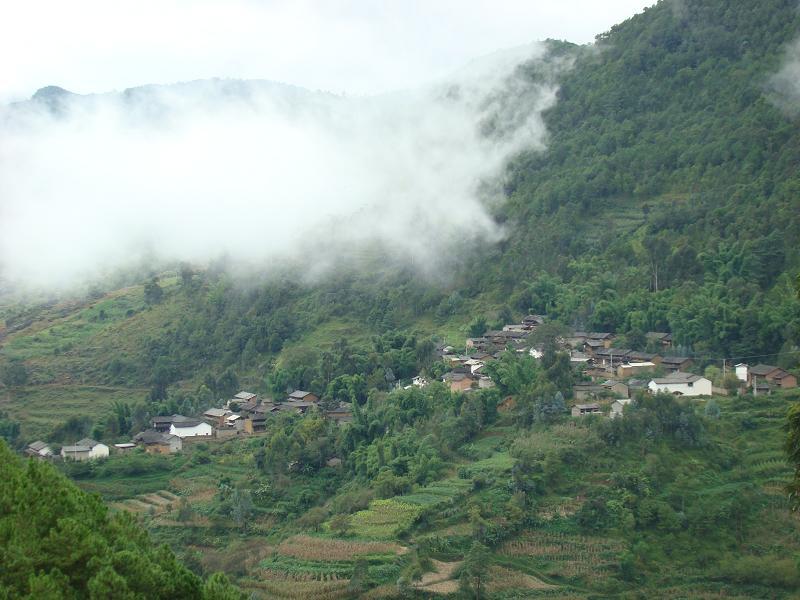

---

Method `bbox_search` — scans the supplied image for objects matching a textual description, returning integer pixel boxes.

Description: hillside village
[22,312,797,463]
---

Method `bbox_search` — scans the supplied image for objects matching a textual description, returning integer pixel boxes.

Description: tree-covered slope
[487,0,800,358]
[0,440,243,599]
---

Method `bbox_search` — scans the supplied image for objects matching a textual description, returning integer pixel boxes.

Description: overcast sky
[1,0,655,102]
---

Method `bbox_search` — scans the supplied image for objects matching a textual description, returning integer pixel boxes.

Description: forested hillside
[3,0,799,399]
[2,1,800,598]
[491,0,800,358]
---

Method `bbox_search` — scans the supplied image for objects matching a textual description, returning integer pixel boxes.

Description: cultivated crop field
[277,535,404,561]
[348,499,423,538]
[501,530,624,584]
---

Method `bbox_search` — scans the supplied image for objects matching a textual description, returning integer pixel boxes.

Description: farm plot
[241,578,351,600]
[398,478,472,509]
[277,535,404,561]
[411,559,462,595]
[501,530,624,585]
[485,565,555,593]
[349,499,423,539]
[116,489,179,514]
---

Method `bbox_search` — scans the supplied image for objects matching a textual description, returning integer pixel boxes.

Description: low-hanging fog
[0,43,565,289]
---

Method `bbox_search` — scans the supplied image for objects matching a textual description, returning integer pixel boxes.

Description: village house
[646,332,673,348]
[747,364,797,389]
[601,379,629,397]
[648,372,712,397]
[113,442,137,453]
[584,339,606,354]
[565,331,589,349]
[133,430,182,454]
[463,358,486,374]
[610,398,633,419]
[232,391,258,403]
[412,375,428,387]
[522,314,546,329]
[587,333,615,348]
[573,382,605,401]
[465,337,489,351]
[61,438,109,461]
[243,413,267,434]
[203,407,232,427]
[593,348,631,370]
[660,356,694,373]
[443,372,475,393]
[735,363,749,382]
[570,351,591,366]
[503,324,529,333]
[617,361,657,378]
[627,351,662,365]
[168,416,213,438]
[287,390,319,403]
[236,398,260,415]
[151,415,174,433]
[282,400,318,414]
[325,403,353,425]
[25,440,53,460]
[572,403,601,417]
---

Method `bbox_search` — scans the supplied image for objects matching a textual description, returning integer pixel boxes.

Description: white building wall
[88,443,109,459]
[735,364,748,382]
[648,377,712,397]
[170,422,213,438]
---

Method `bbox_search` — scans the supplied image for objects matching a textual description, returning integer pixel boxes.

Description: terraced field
[116,489,181,514]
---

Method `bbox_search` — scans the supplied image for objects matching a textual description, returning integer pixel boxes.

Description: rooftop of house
[574,403,601,410]
[646,332,672,340]
[588,332,614,339]
[628,351,659,360]
[76,438,101,448]
[134,430,178,444]
[203,408,229,417]
[28,440,49,451]
[749,364,782,376]
[594,347,630,357]
[651,372,705,384]
[62,445,90,453]
[660,356,691,364]
[234,391,257,400]
[601,380,626,387]
[289,390,315,399]
[114,443,137,449]
[171,419,204,428]
[443,372,471,382]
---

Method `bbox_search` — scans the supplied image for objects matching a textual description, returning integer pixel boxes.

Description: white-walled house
[61,438,109,461]
[735,363,749,382]
[610,399,632,419]
[648,372,712,397]
[169,417,213,438]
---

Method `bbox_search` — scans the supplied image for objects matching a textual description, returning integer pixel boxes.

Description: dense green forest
[0,440,244,599]
[2,0,800,598]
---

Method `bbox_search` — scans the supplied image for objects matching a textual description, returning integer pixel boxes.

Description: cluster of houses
[460,317,797,421]
[19,316,797,460]
[23,389,354,462]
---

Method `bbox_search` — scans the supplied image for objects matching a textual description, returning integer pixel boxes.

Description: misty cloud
[0,44,565,288]
[768,36,800,118]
